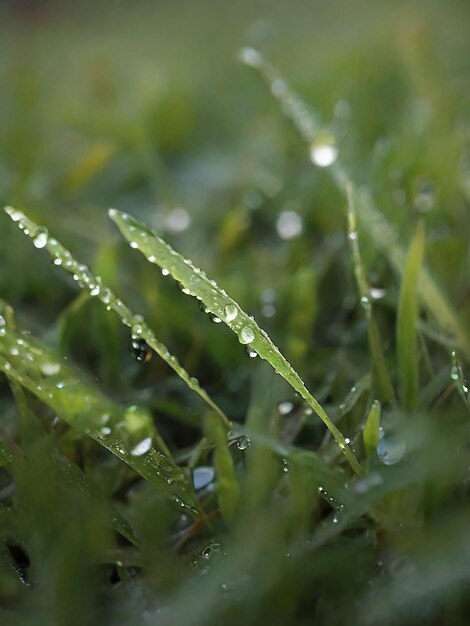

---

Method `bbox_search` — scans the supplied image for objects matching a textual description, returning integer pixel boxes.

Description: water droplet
[450,366,459,381]
[348,230,358,241]
[236,435,251,450]
[278,401,294,416]
[165,207,191,233]
[239,325,255,345]
[33,229,48,249]
[224,304,238,323]
[377,432,406,465]
[193,466,215,491]
[132,337,152,362]
[131,437,152,457]
[100,426,111,436]
[245,345,258,358]
[360,295,371,309]
[238,47,262,68]
[276,210,303,240]
[202,542,221,559]
[40,362,61,376]
[161,268,170,276]
[369,287,386,300]
[309,134,338,167]
[414,181,435,213]
[209,313,222,324]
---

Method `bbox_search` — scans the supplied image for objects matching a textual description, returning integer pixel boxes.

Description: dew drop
[245,345,258,358]
[100,426,111,436]
[239,325,255,345]
[309,134,338,167]
[236,435,251,450]
[238,47,262,68]
[360,295,371,309]
[131,437,152,457]
[165,207,191,233]
[161,268,170,276]
[377,432,406,465]
[278,401,294,415]
[369,287,387,300]
[202,542,221,559]
[224,304,238,323]
[40,362,61,376]
[132,337,152,363]
[33,230,48,249]
[209,314,222,324]
[193,466,215,491]
[276,210,303,240]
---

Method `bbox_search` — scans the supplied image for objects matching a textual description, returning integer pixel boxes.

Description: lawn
[1,1,470,625]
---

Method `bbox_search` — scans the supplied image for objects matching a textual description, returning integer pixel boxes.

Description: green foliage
[1,2,470,625]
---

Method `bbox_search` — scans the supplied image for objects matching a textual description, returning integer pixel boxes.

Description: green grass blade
[242,49,470,358]
[205,412,240,522]
[345,181,395,404]
[396,221,425,410]
[363,400,381,460]
[0,439,13,467]
[451,350,470,411]
[3,206,229,428]
[109,209,362,475]
[0,322,199,516]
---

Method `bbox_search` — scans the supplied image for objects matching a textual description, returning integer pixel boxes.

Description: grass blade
[242,49,470,358]
[3,206,229,428]
[205,412,240,522]
[345,181,394,404]
[0,321,199,516]
[451,350,470,411]
[363,400,381,460]
[396,221,425,410]
[109,209,362,475]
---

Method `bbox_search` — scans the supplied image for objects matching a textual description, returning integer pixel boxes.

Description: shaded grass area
[1,1,470,625]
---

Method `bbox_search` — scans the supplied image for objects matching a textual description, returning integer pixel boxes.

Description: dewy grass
[345,181,394,404]
[109,209,362,475]
[241,48,470,359]
[0,313,200,516]
[3,206,229,429]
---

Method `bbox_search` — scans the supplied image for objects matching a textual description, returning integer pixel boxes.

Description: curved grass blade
[0,322,199,516]
[345,181,394,404]
[241,48,470,358]
[109,209,362,475]
[3,206,229,428]
[396,221,425,410]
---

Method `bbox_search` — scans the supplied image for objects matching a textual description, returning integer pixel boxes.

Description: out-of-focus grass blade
[109,209,362,475]
[0,322,200,517]
[0,439,13,467]
[363,400,381,460]
[205,412,240,522]
[451,350,470,411]
[396,221,425,410]
[242,48,470,358]
[345,181,394,404]
[3,206,228,428]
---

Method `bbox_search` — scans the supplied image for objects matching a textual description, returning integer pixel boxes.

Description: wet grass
[1,1,470,625]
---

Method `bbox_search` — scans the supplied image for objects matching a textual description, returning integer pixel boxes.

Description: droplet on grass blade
[309,134,338,167]
[130,437,152,457]
[239,325,255,345]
